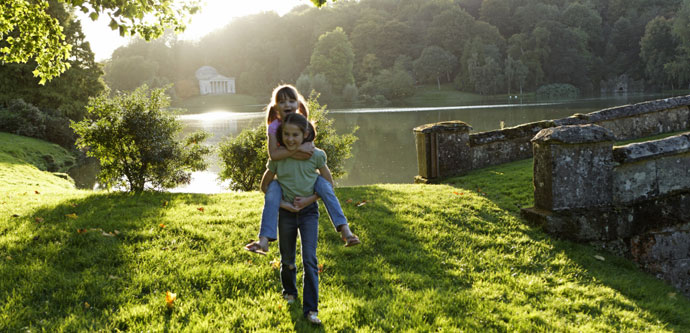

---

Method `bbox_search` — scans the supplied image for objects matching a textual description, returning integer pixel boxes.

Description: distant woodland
[3,0,690,115]
[97,0,690,104]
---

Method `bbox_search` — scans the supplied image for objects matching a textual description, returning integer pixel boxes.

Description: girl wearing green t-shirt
[258,112,329,325]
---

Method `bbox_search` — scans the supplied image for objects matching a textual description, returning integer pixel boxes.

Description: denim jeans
[259,176,347,241]
[278,202,319,316]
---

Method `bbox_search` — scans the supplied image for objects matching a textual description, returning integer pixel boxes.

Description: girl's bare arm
[268,132,313,160]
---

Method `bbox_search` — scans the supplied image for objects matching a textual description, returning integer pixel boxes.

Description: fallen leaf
[356,201,367,207]
[278,304,283,310]
[5,256,12,260]
[34,190,40,194]
[270,260,280,270]
[162,201,168,207]
[65,213,78,219]
[346,198,353,204]
[318,264,324,274]
[113,230,121,235]
[668,292,677,299]
[102,231,114,237]
[159,224,166,228]
[594,255,605,261]
[108,275,120,280]
[84,302,90,309]
[197,207,205,212]
[77,228,87,234]
[453,191,459,195]
[165,291,177,308]
[35,217,44,223]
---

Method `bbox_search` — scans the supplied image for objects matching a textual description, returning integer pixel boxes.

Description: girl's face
[281,123,305,151]
[275,96,299,120]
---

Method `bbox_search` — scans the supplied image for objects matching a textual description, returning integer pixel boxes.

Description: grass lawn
[2,132,690,331]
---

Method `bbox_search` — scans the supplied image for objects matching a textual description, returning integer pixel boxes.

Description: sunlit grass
[2,132,690,331]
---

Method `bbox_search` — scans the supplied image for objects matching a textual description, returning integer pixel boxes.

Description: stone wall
[414,95,690,183]
[521,125,690,297]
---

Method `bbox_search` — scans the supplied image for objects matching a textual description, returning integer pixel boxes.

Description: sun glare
[79,0,307,61]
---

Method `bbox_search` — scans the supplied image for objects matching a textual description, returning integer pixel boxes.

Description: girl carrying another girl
[260,112,331,324]
[244,84,360,255]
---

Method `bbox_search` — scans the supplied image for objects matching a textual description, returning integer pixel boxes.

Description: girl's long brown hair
[265,84,309,125]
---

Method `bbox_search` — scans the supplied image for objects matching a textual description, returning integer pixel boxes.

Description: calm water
[167,93,677,193]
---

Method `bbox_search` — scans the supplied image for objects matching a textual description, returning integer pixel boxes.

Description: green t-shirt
[267,149,327,202]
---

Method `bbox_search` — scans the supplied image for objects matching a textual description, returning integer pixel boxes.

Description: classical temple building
[195,66,236,95]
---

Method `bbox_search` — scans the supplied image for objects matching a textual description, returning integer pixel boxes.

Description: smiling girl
[260,112,329,324]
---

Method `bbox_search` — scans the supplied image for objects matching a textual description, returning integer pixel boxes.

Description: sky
[78,0,308,61]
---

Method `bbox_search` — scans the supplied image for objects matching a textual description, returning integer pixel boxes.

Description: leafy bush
[0,99,46,138]
[44,115,76,148]
[218,124,267,191]
[0,99,77,148]
[72,85,211,193]
[536,83,580,99]
[218,95,357,191]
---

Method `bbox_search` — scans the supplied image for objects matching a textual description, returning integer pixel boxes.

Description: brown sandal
[244,240,267,255]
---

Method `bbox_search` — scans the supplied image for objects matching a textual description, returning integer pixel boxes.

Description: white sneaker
[283,294,296,304]
[306,311,321,325]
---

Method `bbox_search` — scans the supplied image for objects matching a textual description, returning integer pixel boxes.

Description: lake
[169,93,678,193]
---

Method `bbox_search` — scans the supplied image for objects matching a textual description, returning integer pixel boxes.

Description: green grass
[2,131,690,331]
[0,132,76,173]
[171,94,262,114]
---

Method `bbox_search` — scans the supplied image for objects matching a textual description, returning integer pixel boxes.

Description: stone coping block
[413,120,472,134]
[469,120,554,146]
[532,124,616,144]
[552,95,690,125]
[613,132,690,164]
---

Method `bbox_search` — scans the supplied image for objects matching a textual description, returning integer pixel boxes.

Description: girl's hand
[293,196,309,210]
[300,141,315,153]
[280,200,300,213]
[291,142,315,160]
[293,194,318,210]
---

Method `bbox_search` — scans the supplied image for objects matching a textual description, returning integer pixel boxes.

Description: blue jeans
[259,176,347,241]
[278,203,319,316]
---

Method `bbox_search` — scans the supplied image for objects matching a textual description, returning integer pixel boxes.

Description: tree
[413,46,457,90]
[640,16,677,88]
[308,27,355,93]
[426,7,474,58]
[71,85,210,193]
[0,1,104,120]
[1,0,200,84]
[479,0,513,36]
[467,53,502,95]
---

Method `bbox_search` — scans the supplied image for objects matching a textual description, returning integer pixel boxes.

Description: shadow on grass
[0,191,203,331]
[315,185,478,330]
